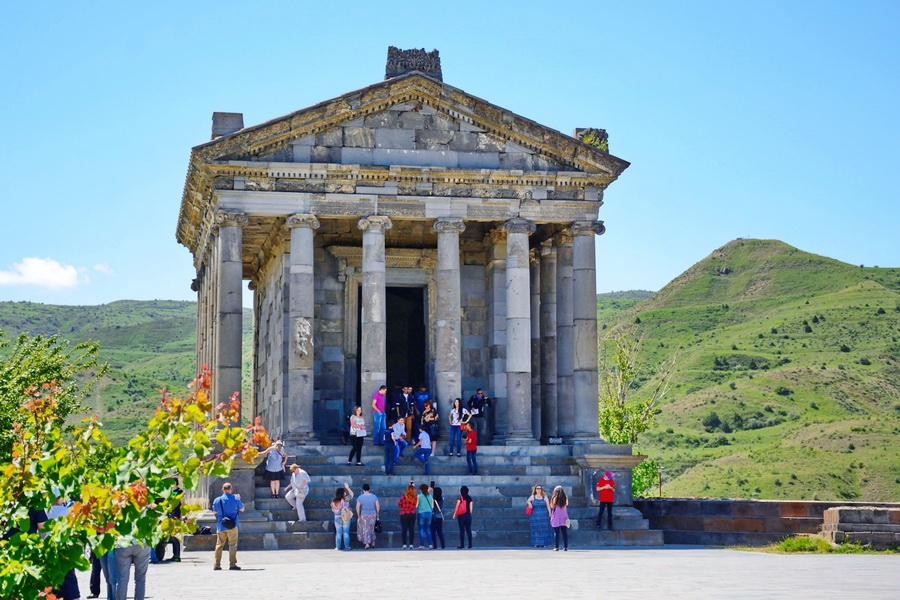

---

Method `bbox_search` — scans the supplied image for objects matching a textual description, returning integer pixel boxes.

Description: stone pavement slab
[78,546,900,600]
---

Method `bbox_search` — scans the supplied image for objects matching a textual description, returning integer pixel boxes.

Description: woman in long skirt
[355,483,380,549]
[526,484,552,547]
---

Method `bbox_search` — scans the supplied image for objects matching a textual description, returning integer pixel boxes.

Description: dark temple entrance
[385,286,426,389]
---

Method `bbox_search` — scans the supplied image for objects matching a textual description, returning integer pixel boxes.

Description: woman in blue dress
[526,484,552,547]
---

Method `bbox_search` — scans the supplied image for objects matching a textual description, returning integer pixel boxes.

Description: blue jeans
[393,439,408,463]
[417,512,433,547]
[99,549,118,600]
[449,425,462,454]
[383,442,395,474]
[373,412,386,445]
[334,518,351,549]
[414,448,432,474]
[466,449,478,474]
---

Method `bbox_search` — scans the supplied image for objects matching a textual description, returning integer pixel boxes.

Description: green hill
[601,239,900,502]
[0,300,252,445]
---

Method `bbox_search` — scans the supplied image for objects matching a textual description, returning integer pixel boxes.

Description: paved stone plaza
[78,547,899,599]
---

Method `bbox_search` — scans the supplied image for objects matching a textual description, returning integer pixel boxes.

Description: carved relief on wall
[294,317,314,358]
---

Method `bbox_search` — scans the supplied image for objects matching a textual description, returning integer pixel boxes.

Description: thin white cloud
[93,263,114,275]
[0,257,82,290]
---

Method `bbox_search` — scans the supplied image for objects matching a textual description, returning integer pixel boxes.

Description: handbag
[455,497,467,516]
[565,518,571,528]
[374,519,382,533]
[340,503,353,522]
[221,516,236,529]
[526,504,533,516]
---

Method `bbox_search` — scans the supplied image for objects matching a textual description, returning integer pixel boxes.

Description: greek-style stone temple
[176,48,629,447]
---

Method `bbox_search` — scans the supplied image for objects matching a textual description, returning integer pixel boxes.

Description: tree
[0,332,107,460]
[598,333,677,444]
[0,367,270,600]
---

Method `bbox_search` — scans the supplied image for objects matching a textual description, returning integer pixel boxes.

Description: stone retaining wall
[822,506,900,549]
[634,498,900,546]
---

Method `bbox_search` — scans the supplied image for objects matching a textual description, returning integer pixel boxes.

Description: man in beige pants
[212,482,245,570]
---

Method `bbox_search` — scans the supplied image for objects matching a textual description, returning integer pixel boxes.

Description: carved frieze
[327,246,437,270]
[385,46,443,81]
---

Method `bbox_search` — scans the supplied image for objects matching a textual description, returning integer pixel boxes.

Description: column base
[283,432,319,447]
[569,433,604,445]
[504,433,539,446]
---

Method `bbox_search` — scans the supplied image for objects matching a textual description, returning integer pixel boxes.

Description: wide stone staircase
[185,444,663,550]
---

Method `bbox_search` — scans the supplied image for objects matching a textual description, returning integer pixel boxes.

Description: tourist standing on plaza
[284,463,311,521]
[596,471,616,530]
[526,484,552,547]
[447,398,469,456]
[372,385,388,446]
[549,486,569,551]
[430,486,446,549]
[348,406,367,465]
[212,482,245,570]
[452,485,474,549]
[398,483,418,549]
[467,389,489,442]
[330,483,354,550]
[355,483,380,549]
[416,484,435,549]
[412,426,433,475]
[463,422,478,475]
[259,441,287,498]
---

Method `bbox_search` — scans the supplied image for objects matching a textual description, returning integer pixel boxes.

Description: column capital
[570,220,606,236]
[529,247,541,265]
[214,210,249,228]
[503,217,536,235]
[541,239,557,257]
[554,230,574,246]
[486,228,507,245]
[285,213,320,230]
[432,217,466,234]
[357,215,393,232]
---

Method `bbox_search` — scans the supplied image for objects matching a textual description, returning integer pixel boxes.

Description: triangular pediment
[191,73,628,177]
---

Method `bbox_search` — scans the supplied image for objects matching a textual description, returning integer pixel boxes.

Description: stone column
[358,216,392,430]
[503,217,537,445]
[433,218,466,406]
[555,230,575,440]
[284,214,320,444]
[213,210,247,419]
[571,220,606,442]
[539,240,558,441]
[529,248,542,441]
[486,229,507,444]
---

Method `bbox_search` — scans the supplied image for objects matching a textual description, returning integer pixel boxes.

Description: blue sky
[2,1,898,307]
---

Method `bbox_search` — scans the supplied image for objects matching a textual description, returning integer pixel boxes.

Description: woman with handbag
[330,483,355,550]
[447,398,469,457]
[355,483,380,549]
[526,484,552,547]
[347,406,366,466]
[549,486,569,551]
[451,485,474,549]
[430,486,446,549]
[397,483,417,549]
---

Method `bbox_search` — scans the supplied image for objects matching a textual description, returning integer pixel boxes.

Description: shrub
[702,411,721,430]
[776,536,834,553]
[775,386,793,396]
[840,344,851,352]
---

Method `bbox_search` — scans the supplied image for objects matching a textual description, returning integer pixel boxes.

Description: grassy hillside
[0,300,253,445]
[600,239,900,502]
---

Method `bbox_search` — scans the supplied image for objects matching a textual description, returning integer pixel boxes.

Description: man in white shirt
[285,464,311,521]
[412,429,432,475]
[391,417,408,465]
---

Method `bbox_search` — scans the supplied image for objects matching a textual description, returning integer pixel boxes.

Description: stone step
[283,445,576,458]
[282,464,579,477]
[184,527,662,551]
[258,476,583,495]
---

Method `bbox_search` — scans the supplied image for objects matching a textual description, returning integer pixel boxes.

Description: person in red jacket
[463,422,478,475]
[595,471,616,530]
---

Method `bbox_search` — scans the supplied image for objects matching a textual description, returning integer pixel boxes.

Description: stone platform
[185,444,662,550]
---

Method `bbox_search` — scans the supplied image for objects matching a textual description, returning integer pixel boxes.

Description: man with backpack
[212,482,245,571]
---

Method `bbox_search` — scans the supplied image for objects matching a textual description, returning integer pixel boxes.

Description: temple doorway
[385,286,427,389]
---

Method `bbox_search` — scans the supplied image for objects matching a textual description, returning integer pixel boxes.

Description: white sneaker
[401,545,407,549]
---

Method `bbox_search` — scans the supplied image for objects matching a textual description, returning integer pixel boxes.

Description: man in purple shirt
[371,385,387,446]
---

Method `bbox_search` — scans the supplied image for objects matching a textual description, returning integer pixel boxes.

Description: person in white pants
[284,463,311,521]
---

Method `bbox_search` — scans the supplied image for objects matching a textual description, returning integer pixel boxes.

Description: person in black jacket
[467,389,490,444]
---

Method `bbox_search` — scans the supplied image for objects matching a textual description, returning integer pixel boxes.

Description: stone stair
[185,445,663,550]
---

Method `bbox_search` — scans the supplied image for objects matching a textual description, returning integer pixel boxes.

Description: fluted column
[529,248,542,440]
[539,240,558,440]
[555,230,575,440]
[571,220,606,442]
[486,229,507,444]
[285,214,320,443]
[358,216,392,430]
[433,218,466,407]
[503,217,537,444]
[213,210,247,419]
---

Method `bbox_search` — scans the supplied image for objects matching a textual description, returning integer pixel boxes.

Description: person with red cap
[595,471,616,530]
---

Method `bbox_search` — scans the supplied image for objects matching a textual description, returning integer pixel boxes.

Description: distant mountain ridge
[600,238,900,502]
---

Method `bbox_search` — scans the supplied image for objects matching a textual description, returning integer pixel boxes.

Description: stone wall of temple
[253,249,287,439]
[311,245,346,436]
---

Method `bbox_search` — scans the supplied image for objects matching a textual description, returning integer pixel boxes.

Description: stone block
[778,502,812,518]
[399,111,427,129]
[341,148,374,165]
[427,114,459,131]
[463,335,483,349]
[343,126,375,148]
[315,128,342,146]
[416,130,454,148]
[310,146,332,162]
[459,121,485,132]
[365,112,399,128]
[458,152,500,169]
[292,143,311,163]
[476,134,505,152]
[373,148,458,167]
[449,132,477,151]
[375,128,415,149]
[318,332,342,347]
[500,153,533,170]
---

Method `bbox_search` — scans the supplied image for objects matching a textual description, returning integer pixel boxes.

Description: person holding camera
[330,482,355,550]
[212,482,245,570]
